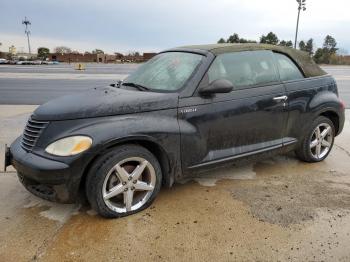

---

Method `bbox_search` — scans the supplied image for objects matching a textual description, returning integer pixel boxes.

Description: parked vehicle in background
[16,60,34,65]
[0,58,9,64]
[42,61,59,65]
[11,60,59,65]
[5,44,345,218]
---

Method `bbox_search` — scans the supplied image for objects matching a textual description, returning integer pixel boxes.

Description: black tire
[85,144,162,218]
[295,116,335,163]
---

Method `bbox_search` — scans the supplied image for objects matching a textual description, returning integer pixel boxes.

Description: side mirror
[199,79,233,95]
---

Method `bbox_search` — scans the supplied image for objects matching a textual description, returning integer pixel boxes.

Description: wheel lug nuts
[133,180,137,184]
[131,186,135,190]
[128,177,132,181]
[124,188,128,192]
[122,182,126,185]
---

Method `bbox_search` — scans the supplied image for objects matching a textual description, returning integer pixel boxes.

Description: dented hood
[33,86,179,121]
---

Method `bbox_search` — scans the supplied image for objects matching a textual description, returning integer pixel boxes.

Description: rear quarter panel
[284,75,344,143]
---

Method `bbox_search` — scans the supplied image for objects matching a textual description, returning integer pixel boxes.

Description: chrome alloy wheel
[309,123,333,160]
[102,157,156,213]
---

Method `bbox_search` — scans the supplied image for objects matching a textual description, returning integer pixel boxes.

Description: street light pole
[22,17,31,54]
[294,0,306,49]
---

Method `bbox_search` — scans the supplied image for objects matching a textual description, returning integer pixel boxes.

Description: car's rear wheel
[295,116,335,162]
[85,145,162,218]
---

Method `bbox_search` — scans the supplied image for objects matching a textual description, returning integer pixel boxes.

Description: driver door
[179,50,288,173]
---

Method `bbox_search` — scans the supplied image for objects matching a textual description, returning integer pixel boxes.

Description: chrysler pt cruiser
[5,44,345,218]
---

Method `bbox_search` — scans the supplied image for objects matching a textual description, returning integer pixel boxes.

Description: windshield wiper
[122,82,150,91]
[110,80,122,88]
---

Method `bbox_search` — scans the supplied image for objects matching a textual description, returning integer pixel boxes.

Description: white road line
[0,72,128,80]
[334,76,350,80]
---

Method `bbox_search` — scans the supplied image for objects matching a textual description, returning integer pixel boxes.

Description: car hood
[33,86,179,121]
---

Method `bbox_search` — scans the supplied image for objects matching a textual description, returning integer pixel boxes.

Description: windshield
[123,52,203,91]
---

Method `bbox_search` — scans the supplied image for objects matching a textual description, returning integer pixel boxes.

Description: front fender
[35,109,181,187]
[99,134,179,187]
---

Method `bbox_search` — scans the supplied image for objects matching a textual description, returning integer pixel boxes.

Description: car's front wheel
[295,116,335,162]
[86,145,162,218]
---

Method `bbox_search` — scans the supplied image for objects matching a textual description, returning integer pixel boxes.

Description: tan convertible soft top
[180,43,326,78]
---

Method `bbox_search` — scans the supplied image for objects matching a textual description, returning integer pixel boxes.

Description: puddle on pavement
[185,154,300,188]
[193,164,256,186]
[32,146,350,261]
[23,196,79,224]
[2,139,350,261]
[35,183,291,261]
[39,181,350,262]
[283,208,350,261]
[0,173,76,261]
[178,146,350,228]
[230,147,350,227]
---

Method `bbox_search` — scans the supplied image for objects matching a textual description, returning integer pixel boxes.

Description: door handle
[273,95,288,101]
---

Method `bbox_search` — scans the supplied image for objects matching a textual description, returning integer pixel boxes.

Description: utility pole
[22,17,31,54]
[294,0,306,49]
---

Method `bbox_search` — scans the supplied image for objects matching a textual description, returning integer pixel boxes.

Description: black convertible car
[5,44,345,218]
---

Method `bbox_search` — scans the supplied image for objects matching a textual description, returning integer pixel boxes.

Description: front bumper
[4,145,11,172]
[6,137,80,203]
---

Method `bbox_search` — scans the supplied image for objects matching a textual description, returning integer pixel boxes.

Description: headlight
[45,136,92,156]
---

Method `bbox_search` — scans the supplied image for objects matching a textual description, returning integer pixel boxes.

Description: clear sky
[0,0,349,54]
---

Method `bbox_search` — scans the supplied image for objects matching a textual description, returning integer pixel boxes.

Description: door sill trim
[188,144,283,169]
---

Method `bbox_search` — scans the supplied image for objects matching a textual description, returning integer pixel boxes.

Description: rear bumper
[7,137,79,203]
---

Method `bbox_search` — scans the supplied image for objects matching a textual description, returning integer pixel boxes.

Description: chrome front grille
[21,117,49,152]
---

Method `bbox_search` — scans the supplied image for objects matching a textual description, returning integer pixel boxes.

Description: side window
[274,53,304,81]
[207,50,279,90]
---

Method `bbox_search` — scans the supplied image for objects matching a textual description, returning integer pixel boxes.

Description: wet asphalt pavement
[0,64,137,105]
[0,106,350,261]
[0,64,349,106]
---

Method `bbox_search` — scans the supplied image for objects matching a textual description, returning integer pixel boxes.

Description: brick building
[143,53,157,60]
[122,53,157,63]
[48,52,157,63]
[0,52,7,59]
[48,53,117,63]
